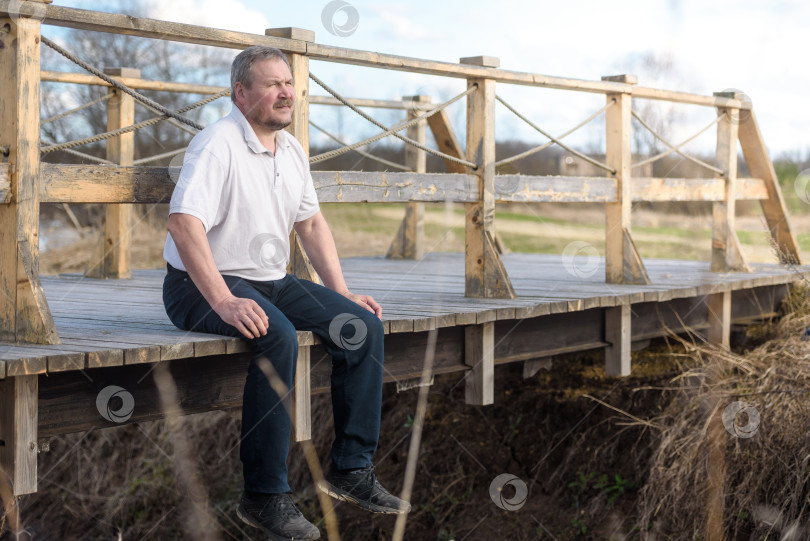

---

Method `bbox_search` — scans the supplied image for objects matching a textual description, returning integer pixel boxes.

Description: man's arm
[168,213,268,339]
[293,211,382,318]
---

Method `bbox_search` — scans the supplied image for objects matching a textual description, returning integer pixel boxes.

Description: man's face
[235,58,295,132]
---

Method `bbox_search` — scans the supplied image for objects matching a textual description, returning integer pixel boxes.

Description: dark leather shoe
[317,465,411,514]
[237,492,320,541]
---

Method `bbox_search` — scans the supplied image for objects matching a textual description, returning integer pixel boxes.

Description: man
[162,45,410,541]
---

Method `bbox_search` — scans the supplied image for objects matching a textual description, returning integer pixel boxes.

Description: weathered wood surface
[7,164,769,205]
[0,16,59,344]
[0,253,803,377]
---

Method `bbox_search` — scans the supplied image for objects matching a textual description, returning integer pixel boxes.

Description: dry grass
[636,279,810,539]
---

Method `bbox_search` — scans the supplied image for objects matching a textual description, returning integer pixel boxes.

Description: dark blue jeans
[163,264,384,494]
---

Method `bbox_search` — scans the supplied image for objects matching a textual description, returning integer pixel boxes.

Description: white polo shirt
[163,106,320,281]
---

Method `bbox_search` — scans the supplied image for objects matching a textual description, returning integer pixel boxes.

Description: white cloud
[142,0,269,34]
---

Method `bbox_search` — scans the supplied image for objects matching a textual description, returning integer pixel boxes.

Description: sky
[53,0,810,159]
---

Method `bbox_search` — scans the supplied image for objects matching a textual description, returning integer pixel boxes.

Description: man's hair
[230,46,291,103]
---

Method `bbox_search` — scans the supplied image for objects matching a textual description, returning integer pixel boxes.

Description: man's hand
[213,294,269,339]
[343,291,382,319]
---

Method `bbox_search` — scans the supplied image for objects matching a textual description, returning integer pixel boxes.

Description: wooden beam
[387,95,428,260]
[604,304,631,376]
[464,322,494,405]
[281,31,320,284]
[23,164,771,206]
[88,68,138,279]
[711,95,749,273]
[604,90,649,285]
[462,56,514,299]
[40,70,227,95]
[292,345,311,441]
[737,108,801,264]
[0,15,59,344]
[28,2,309,52]
[0,375,39,495]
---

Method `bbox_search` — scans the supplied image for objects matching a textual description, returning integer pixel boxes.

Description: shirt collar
[229,105,292,155]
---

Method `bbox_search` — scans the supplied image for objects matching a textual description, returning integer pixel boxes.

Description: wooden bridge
[0,1,804,523]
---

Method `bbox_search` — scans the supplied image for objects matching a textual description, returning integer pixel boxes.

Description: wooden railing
[0,0,800,345]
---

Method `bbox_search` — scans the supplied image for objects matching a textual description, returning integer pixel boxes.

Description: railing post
[267,27,320,283]
[0,5,59,344]
[387,95,429,260]
[460,55,514,299]
[89,67,139,279]
[602,74,649,285]
[711,91,749,273]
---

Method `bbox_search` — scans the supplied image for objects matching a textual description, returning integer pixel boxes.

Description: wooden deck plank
[0,253,798,373]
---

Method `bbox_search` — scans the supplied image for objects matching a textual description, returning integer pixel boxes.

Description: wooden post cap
[459,56,500,68]
[401,94,431,103]
[103,68,141,78]
[713,90,746,100]
[265,28,315,42]
[601,74,638,85]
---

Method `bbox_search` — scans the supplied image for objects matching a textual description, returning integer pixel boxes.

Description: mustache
[274,100,293,108]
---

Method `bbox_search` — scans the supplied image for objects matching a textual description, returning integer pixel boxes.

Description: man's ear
[233,82,244,105]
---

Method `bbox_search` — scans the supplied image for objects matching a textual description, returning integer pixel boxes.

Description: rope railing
[309,73,477,168]
[133,147,187,165]
[495,95,617,174]
[309,120,412,171]
[41,93,113,125]
[41,36,205,131]
[494,100,615,167]
[631,111,724,175]
[135,100,202,137]
[632,113,725,172]
[42,137,114,164]
[40,89,230,155]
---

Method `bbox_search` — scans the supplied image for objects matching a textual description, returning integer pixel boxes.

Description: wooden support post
[604,304,631,376]
[461,56,514,299]
[711,92,749,273]
[267,27,320,283]
[705,289,731,541]
[89,67,139,279]
[707,290,731,348]
[464,322,494,405]
[0,375,39,495]
[737,108,801,264]
[0,12,59,344]
[292,345,311,441]
[387,95,429,260]
[603,76,650,285]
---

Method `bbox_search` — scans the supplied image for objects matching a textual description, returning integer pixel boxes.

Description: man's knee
[328,309,384,354]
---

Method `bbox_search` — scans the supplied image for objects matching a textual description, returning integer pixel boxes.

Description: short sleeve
[295,169,320,223]
[168,147,226,232]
